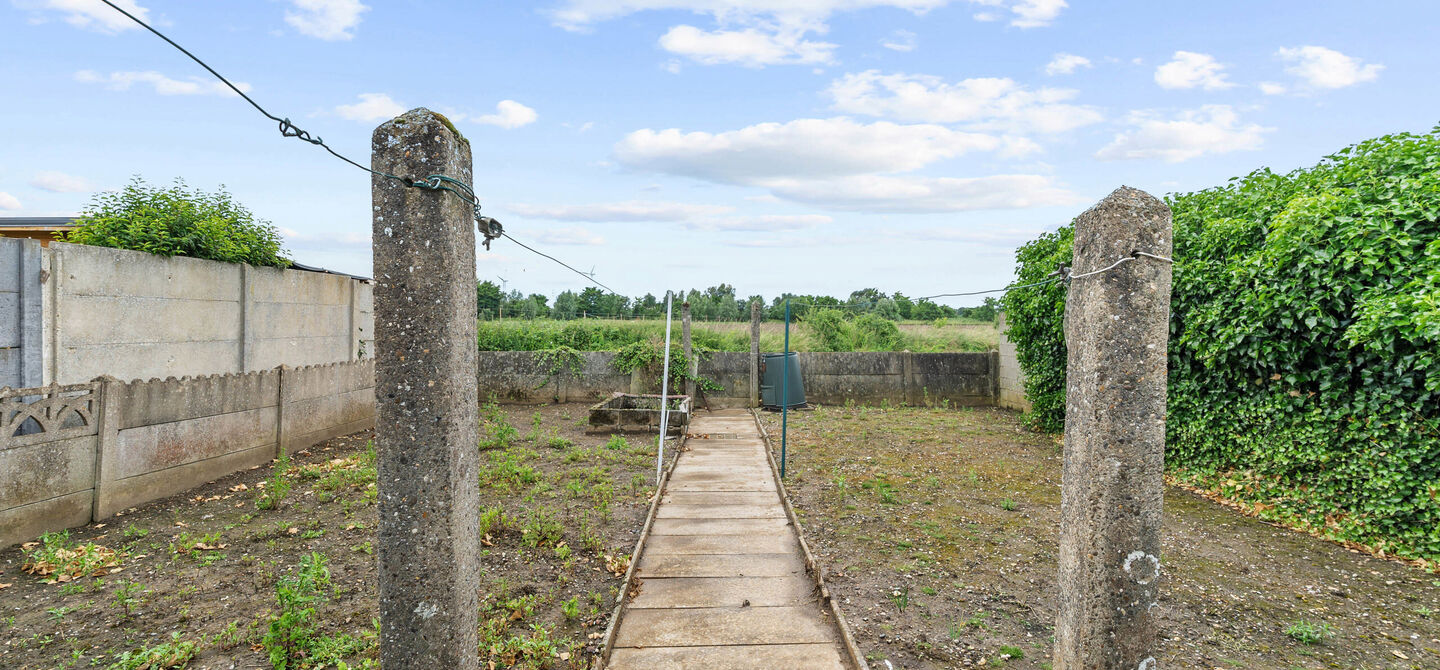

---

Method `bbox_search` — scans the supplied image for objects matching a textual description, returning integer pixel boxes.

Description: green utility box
[760,352,806,409]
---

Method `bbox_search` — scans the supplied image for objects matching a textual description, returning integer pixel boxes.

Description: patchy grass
[761,404,1440,669]
[0,402,671,669]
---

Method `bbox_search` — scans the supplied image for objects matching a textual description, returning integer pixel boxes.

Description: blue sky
[2,1,1436,306]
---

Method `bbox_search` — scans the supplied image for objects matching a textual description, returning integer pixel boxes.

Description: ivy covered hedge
[1002,127,1440,561]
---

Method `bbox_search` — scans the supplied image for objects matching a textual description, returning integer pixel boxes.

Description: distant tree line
[476,281,998,322]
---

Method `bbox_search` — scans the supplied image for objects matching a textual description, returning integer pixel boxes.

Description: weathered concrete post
[681,301,695,399]
[1055,186,1172,670]
[749,300,761,407]
[371,108,480,669]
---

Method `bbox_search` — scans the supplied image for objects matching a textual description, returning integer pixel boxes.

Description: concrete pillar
[17,239,44,388]
[1054,186,1173,670]
[371,108,481,669]
[240,264,255,372]
[90,376,121,520]
[749,301,761,407]
[681,301,694,399]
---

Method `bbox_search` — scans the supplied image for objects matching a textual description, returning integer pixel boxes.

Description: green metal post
[781,295,790,478]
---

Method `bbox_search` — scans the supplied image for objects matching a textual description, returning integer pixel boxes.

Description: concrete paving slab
[636,552,805,578]
[613,606,839,647]
[608,643,847,670]
[629,576,814,609]
[666,480,777,492]
[661,491,781,506]
[643,533,797,555]
[650,518,792,535]
[656,504,787,519]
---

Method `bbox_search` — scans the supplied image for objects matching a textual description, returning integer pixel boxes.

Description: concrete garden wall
[0,238,373,387]
[0,359,375,548]
[475,350,1000,408]
[996,313,1031,412]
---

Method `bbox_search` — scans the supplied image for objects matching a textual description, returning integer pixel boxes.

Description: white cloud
[1007,0,1065,28]
[532,226,606,246]
[660,24,835,66]
[826,70,1102,134]
[285,0,368,41]
[335,93,406,121]
[0,192,20,210]
[74,70,251,96]
[1277,46,1382,89]
[1154,51,1233,90]
[762,174,1080,212]
[470,100,538,129]
[18,0,149,34]
[696,213,832,231]
[548,1,952,31]
[1095,105,1271,163]
[509,200,732,222]
[616,117,1003,183]
[1045,52,1090,75]
[29,171,92,193]
[881,29,916,52]
[1258,81,1287,95]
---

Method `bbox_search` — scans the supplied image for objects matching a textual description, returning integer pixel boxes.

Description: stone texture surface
[1054,186,1173,670]
[371,107,480,669]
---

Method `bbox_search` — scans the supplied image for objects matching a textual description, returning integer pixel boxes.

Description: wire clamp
[478,215,503,250]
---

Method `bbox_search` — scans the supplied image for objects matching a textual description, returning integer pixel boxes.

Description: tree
[577,287,605,318]
[892,292,915,320]
[552,291,579,320]
[476,281,502,319]
[66,177,291,268]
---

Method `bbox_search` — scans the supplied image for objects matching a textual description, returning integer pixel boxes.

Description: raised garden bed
[587,393,691,436]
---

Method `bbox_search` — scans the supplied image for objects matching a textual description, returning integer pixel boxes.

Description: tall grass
[476,318,994,353]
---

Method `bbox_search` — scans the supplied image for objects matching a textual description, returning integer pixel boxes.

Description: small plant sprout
[1284,620,1333,645]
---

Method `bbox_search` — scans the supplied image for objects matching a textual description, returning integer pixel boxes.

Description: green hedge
[1003,127,1440,561]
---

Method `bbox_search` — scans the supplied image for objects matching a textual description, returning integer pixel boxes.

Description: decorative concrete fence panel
[1,359,376,548]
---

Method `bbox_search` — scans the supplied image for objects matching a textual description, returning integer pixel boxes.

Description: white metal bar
[657,291,674,480]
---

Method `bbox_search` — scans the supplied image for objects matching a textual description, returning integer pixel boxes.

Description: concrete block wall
[996,313,1032,412]
[22,241,372,386]
[0,238,44,389]
[474,350,998,409]
[1,359,376,549]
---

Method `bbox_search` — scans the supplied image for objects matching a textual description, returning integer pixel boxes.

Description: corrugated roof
[0,216,77,227]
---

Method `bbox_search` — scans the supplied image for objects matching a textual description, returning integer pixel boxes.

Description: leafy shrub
[1003,126,1440,560]
[66,177,290,268]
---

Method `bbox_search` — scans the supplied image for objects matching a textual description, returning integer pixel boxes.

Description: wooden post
[371,108,480,669]
[1054,186,1173,670]
[749,300,761,407]
[681,301,694,400]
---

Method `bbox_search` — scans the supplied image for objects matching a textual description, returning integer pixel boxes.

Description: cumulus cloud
[1154,51,1233,90]
[29,171,92,193]
[659,24,835,66]
[1006,0,1066,28]
[614,117,1078,212]
[0,192,21,210]
[615,117,1003,182]
[466,100,538,129]
[1258,81,1287,95]
[1277,46,1382,89]
[881,29,916,52]
[18,0,149,33]
[1044,52,1090,75]
[335,93,406,121]
[1095,105,1271,163]
[285,0,368,41]
[531,226,606,246]
[826,70,1102,134]
[74,70,250,96]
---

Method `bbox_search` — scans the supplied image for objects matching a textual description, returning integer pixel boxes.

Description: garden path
[607,409,853,669]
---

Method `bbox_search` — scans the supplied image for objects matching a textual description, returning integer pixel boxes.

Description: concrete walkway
[608,410,853,669]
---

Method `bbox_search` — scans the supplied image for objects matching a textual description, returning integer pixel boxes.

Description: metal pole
[657,291,674,481]
[781,294,790,479]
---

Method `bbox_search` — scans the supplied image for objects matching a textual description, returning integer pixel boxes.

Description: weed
[112,580,146,618]
[554,543,573,561]
[964,610,991,630]
[1284,620,1332,645]
[528,411,544,441]
[209,620,248,651]
[921,586,938,596]
[998,644,1025,660]
[562,596,581,620]
[604,435,629,451]
[890,586,910,612]
[479,506,507,537]
[1415,606,1434,618]
[548,435,575,450]
[264,552,334,669]
[47,605,73,621]
[352,541,374,555]
[521,509,564,548]
[1000,498,1016,511]
[106,632,197,669]
[564,447,587,463]
[122,524,149,540]
[256,453,293,510]
[480,400,520,450]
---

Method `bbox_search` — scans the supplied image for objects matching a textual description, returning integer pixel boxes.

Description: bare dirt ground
[760,405,1440,670]
[0,402,670,670]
